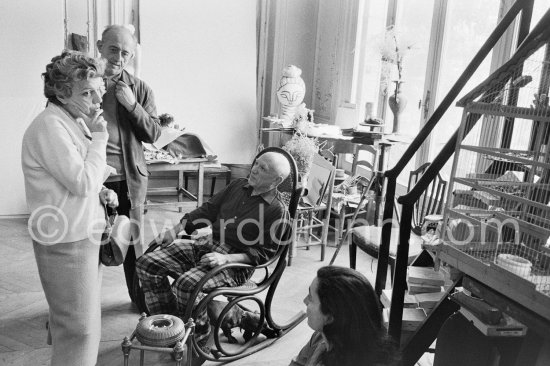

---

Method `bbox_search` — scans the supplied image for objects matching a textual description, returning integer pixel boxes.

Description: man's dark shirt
[181,178,288,265]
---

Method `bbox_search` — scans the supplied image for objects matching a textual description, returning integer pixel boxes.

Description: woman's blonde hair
[42,50,106,105]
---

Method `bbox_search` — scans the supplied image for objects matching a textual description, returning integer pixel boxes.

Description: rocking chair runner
[133,147,304,363]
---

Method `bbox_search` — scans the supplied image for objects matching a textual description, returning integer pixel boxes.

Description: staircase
[372,1,550,364]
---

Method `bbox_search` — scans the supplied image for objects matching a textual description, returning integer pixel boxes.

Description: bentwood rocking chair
[133,147,304,363]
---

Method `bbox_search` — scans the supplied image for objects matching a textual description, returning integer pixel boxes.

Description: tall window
[427,0,500,180]
[353,0,517,185]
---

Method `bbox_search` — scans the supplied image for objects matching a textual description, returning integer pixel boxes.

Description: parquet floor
[0,206,431,365]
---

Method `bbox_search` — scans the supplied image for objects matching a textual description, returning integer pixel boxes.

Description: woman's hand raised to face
[87,109,107,133]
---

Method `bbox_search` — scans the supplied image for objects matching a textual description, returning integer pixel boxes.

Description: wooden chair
[332,144,379,241]
[349,162,447,280]
[289,150,336,265]
[133,147,304,364]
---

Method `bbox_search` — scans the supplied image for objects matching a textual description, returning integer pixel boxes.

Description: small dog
[207,300,279,344]
[207,300,245,343]
[240,311,280,342]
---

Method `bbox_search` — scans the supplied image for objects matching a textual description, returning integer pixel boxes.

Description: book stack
[382,307,427,332]
[414,291,446,312]
[407,266,446,313]
[380,289,418,309]
[407,266,445,294]
[380,289,425,333]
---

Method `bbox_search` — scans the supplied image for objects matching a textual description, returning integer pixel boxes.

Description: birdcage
[439,41,550,320]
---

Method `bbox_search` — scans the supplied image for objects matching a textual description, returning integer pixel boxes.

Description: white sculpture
[276,65,306,122]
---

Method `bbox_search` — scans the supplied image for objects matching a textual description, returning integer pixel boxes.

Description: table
[145,157,207,213]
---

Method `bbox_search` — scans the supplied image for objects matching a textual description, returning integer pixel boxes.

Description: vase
[388,81,408,134]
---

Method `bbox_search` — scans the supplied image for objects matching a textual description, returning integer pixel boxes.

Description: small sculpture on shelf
[276,65,306,123]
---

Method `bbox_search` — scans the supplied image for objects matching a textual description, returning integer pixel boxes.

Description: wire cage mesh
[442,44,550,300]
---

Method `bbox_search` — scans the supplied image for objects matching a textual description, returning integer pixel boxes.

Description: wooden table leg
[197,163,204,207]
[178,170,184,213]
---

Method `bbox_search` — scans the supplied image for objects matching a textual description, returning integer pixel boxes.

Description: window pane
[429,0,500,180]
[385,0,435,183]
[531,1,550,31]
[360,0,388,110]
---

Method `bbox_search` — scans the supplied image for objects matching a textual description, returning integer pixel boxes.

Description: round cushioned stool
[122,313,195,366]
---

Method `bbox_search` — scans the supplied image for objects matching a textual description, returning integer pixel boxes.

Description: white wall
[0,0,257,216]
[0,0,64,215]
[140,0,258,165]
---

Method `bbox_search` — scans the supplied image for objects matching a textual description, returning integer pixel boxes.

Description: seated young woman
[290,266,401,366]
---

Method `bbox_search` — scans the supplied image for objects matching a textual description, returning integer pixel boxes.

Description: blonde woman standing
[22,51,118,366]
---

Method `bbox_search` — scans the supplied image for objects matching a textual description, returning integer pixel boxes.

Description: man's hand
[115,81,137,111]
[154,223,184,248]
[199,252,229,268]
[99,188,118,208]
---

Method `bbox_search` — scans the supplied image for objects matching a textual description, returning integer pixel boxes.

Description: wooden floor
[0,205,433,366]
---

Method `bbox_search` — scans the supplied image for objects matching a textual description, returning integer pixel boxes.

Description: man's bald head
[248,151,291,194]
[100,25,137,48]
[263,152,291,184]
[97,25,137,77]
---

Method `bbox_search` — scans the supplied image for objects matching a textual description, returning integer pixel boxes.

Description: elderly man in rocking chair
[136,151,291,361]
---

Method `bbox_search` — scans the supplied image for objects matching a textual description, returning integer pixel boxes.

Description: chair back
[409,162,448,234]
[249,147,301,265]
[351,144,378,179]
[302,152,335,207]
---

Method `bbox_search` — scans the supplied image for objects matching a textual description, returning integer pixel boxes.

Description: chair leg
[338,209,346,241]
[210,177,216,196]
[349,242,357,269]
[320,215,329,262]
[288,218,298,266]
[306,212,313,250]
[389,257,395,285]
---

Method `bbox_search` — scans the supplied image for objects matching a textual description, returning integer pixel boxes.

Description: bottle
[364,102,373,123]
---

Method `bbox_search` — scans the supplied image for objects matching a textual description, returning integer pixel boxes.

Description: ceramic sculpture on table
[276,65,306,123]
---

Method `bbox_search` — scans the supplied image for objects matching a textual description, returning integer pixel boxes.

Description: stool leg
[174,341,184,366]
[122,336,132,366]
[140,349,145,366]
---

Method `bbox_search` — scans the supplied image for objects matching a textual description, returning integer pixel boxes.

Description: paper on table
[152,127,186,149]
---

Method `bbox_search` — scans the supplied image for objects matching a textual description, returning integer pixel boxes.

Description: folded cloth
[165,132,216,159]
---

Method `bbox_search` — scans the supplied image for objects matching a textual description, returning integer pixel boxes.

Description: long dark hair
[316,266,400,366]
